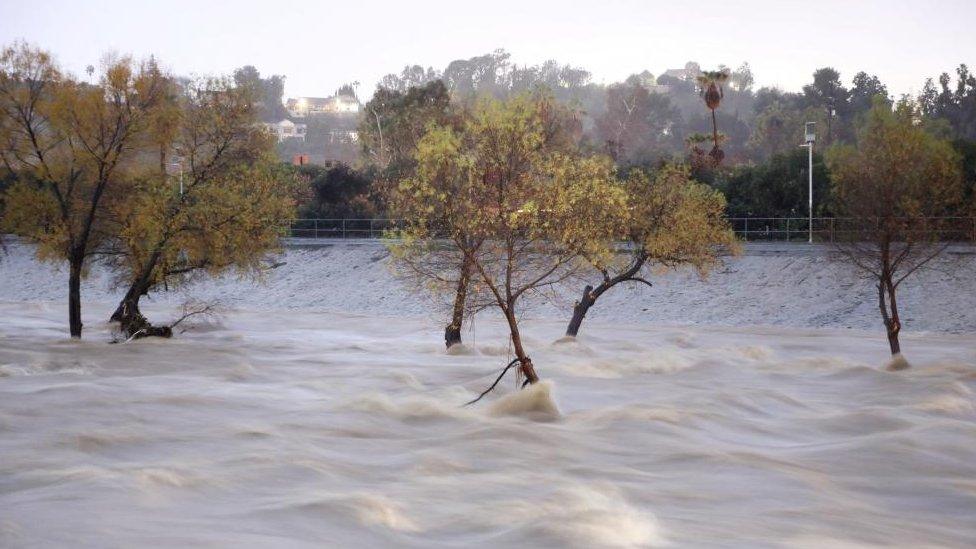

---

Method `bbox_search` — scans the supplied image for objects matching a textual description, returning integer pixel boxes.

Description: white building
[662,62,702,83]
[263,119,307,142]
[286,94,360,118]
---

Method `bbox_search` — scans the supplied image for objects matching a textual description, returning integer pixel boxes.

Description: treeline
[365,50,976,165]
[288,49,975,219]
[217,49,976,220]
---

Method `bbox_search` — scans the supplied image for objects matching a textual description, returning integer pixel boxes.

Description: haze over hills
[2,0,973,99]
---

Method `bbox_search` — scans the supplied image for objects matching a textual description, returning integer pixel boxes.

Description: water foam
[515,484,665,548]
[885,353,911,371]
[487,380,561,420]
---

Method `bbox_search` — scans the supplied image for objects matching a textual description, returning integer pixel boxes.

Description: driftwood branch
[464,358,520,407]
[169,302,217,331]
[625,276,654,289]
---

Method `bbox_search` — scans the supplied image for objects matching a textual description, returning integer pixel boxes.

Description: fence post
[342,219,347,239]
[314,219,318,239]
[744,218,748,241]
[972,217,975,244]
[786,218,790,242]
[830,218,834,243]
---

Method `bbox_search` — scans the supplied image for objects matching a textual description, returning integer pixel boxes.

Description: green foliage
[359,79,453,182]
[233,65,289,122]
[108,76,296,293]
[0,42,170,264]
[296,162,377,218]
[722,149,832,217]
[828,98,964,240]
[625,164,738,275]
[918,64,976,141]
[951,139,976,211]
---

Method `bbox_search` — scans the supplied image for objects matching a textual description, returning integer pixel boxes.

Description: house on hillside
[263,119,307,142]
[662,62,702,83]
[286,93,360,117]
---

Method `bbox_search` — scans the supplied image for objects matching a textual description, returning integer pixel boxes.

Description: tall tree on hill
[918,64,976,141]
[848,72,890,117]
[595,80,683,166]
[803,68,848,144]
[378,65,441,92]
[696,69,731,162]
[232,65,288,122]
[359,79,453,183]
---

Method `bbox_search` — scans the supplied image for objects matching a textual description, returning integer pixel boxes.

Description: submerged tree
[391,93,626,390]
[0,43,168,338]
[696,69,731,162]
[828,99,963,364]
[106,77,295,339]
[566,164,737,337]
[379,83,581,349]
[361,79,468,347]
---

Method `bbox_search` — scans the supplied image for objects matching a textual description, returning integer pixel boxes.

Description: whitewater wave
[339,392,478,422]
[487,380,561,421]
[509,483,665,548]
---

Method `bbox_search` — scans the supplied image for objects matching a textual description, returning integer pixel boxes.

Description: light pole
[800,122,816,243]
[169,153,184,196]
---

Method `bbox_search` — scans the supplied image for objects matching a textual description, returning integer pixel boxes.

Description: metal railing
[286,217,976,243]
[731,217,976,243]
[289,218,401,239]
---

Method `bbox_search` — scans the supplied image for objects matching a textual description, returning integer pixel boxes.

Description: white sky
[2,0,973,99]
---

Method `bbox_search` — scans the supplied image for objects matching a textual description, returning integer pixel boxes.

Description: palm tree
[696,69,731,162]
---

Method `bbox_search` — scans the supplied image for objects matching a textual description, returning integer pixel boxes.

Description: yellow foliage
[0,42,170,263]
[106,77,296,292]
[390,92,626,313]
[624,164,739,276]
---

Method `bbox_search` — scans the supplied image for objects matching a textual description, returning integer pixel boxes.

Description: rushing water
[1,302,975,548]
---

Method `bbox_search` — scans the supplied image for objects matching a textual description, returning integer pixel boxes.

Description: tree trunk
[111,251,172,339]
[444,257,472,348]
[886,324,901,355]
[504,306,539,385]
[878,279,901,355]
[68,254,83,339]
[113,291,172,340]
[565,253,648,337]
[566,284,595,337]
[877,281,901,356]
[110,278,144,322]
[711,108,719,152]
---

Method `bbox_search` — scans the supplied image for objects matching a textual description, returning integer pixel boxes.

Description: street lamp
[800,122,816,243]
[169,155,184,196]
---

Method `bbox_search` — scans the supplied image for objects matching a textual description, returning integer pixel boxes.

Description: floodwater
[1,302,975,548]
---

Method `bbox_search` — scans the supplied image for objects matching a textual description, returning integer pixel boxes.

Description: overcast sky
[2,0,973,99]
